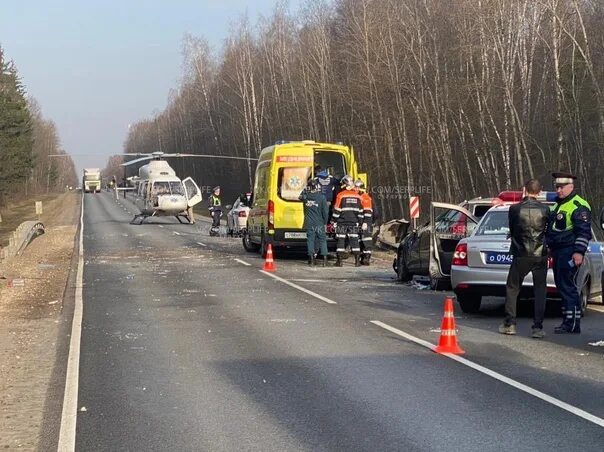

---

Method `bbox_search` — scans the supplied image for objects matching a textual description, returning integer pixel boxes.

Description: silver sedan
[451,204,604,313]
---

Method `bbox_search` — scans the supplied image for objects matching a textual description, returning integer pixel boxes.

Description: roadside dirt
[0,193,80,450]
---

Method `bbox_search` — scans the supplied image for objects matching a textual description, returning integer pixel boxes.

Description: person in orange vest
[332,175,364,267]
[355,179,374,266]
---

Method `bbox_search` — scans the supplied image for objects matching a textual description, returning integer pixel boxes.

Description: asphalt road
[70,192,604,451]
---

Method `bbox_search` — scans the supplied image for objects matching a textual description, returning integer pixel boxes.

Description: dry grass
[0,193,78,247]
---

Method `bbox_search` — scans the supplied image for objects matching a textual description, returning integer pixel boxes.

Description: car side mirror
[600,207,604,230]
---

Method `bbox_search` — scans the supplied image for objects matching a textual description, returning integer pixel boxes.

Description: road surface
[55,192,604,451]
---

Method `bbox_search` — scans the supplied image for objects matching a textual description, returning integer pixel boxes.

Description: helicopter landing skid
[130,214,147,225]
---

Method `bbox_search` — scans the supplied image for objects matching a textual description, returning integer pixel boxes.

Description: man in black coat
[499,179,550,338]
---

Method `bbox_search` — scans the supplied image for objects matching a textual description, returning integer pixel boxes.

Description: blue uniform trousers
[551,247,581,330]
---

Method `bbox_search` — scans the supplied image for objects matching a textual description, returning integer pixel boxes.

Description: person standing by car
[499,179,550,338]
[208,186,222,236]
[332,175,364,267]
[300,179,329,266]
[546,172,592,334]
[355,179,374,266]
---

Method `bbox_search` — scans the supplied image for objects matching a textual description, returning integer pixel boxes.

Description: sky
[0,0,300,176]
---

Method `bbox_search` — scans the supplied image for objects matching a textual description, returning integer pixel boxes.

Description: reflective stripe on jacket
[546,192,592,254]
[332,189,363,225]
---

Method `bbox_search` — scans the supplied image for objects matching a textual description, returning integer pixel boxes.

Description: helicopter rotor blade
[121,156,154,166]
[168,154,259,161]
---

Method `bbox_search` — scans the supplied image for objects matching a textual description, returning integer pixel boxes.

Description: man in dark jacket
[499,179,550,338]
[300,179,329,266]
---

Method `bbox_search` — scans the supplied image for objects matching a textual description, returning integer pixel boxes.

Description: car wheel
[429,277,449,291]
[457,293,482,313]
[260,232,269,258]
[429,267,450,291]
[396,250,412,282]
[242,229,260,252]
[580,281,590,317]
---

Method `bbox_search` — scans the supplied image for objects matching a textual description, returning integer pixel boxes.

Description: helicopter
[121,151,256,225]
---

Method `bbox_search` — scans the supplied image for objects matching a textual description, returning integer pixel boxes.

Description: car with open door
[394,202,478,290]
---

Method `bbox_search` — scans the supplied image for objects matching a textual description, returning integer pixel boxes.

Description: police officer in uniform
[546,172,592,334]
[208,186,222,236]
[332,175,364,267]
[300,179,329,266]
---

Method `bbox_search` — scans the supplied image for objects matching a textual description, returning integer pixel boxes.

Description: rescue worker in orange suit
[332,175,364,267]
[355,179,374,266]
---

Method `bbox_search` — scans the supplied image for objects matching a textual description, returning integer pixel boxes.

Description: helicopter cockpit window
[169,181,184,195]
[152,181,170,195]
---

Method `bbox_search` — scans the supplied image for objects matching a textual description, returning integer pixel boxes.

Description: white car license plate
[285,232,307,239]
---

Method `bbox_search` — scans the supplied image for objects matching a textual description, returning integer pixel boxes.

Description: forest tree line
[0,46,77,207]
[123,0,604,220]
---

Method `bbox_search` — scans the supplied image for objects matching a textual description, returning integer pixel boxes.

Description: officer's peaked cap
[551,171,576,185]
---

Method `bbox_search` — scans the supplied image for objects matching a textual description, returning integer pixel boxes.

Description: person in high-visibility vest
[208,186,222,236]
[546,172,592,334]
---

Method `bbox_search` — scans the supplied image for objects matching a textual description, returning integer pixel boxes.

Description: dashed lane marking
[290,279,324,283]
[260,271,337,304]
[370,320,604,429]
[234,258,251,266]
[196,242,207,247]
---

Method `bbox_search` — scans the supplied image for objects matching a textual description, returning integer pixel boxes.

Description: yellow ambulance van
[243,140,367,256]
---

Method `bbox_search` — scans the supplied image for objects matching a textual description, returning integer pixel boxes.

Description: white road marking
[173,231,181,236]
[587,305,604,313]
[196,242,207,247]
[260,271,337,304]
[158,225,164,228]
[370,320,604,428]
[58,193,85,451]
[290,279,324,283]
[234,258,251,266]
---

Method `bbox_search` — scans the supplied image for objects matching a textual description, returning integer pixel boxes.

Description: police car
[451,193,604,313]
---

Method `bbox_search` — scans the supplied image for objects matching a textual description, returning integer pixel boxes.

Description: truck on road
[83,168,101,193]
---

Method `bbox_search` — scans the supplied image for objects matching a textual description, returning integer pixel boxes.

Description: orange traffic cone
[434,297,465,355]
[263,243,276,272]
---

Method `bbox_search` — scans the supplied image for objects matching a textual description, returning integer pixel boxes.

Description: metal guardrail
[0,221,45,262]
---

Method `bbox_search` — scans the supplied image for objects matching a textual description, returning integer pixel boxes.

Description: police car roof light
[496,190,556,203]
[496,191,523,202]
